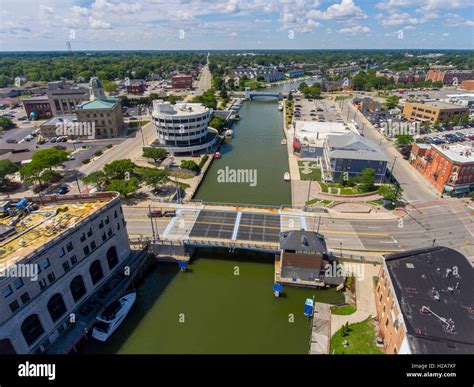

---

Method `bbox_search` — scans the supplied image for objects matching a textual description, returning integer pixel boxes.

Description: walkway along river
[83,84,343,354]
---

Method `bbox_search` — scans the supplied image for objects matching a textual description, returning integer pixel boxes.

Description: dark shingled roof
[384,246,474,354]
[279,230,327,253]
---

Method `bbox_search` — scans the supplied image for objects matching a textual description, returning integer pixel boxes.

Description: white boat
[92,291,137,342]
[225,129,234,138]
[281,139,287,145]
[283,172,290,181]
[278,104,283,111]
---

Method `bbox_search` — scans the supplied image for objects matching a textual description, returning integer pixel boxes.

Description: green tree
[378,185,403,206]
[209,116,227,131]
[141,168,169,189]
[106,177,139,197]
[0,117,15,130]
[0,160,19,192]
[142,148,168,163]
[82,171,107,190]
[167,95,177,105]
[395,134,414,147]
[31,148,69,170]
[20,162,44,187]
[357,168,376,192]
[103,159,138,180]
[103,80,117,93]
[180,160,200,172]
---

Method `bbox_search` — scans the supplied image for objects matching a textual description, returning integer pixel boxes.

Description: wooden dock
[309,302,331,354]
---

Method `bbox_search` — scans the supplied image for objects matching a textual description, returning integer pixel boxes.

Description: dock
[309,302,331,354]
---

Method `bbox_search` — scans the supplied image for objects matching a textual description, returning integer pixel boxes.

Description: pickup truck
[148,209,176,218]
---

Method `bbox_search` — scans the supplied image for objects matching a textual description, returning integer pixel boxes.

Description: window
[102,233,107,242]
[114,210,118,219]
[41,258,51,270]
[39,279,47,290]
[21,314,45,346]
[47,294,67,323]
[105,216,110,225]
[89,260,104,285]
[90,240,96,250]
[99,220,104,229]
[107,228,112,237]
[62,261,70,273]
[70,276,87,303]
[87,228,93,238]
[58,247,66,258]
[20,292,30,304]
[70,255,78,266]
[83,245,90,256]
[107,246,119,270]
[80,233,86,243]
[9,300,20,313]
[2,285,13,298]
[13,278,24,290]
[66,242,73,252]
[47,272,56,284]
[117,222,121,231]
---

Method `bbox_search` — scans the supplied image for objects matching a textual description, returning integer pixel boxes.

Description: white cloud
[311,0,367,20]
[445,13,474,27]
[89,17,112,30]
[339,25,370,34]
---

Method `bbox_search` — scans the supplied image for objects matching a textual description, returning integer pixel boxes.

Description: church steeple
[89,76,106,101]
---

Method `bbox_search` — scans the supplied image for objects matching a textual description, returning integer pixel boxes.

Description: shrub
[199,154,209,168]
[82,158,91,164]
[94,150,103,157]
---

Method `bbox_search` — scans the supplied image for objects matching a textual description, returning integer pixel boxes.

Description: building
[426,70,474,85]
[292,121,355,158]
[38,115,78,139]
[460,80,474,91]
[441,94,474,113]
[171,75,193,90]
[376,70,426,85]
[151,101,218,155]
[0,193,131,354]
[322,132,388,183]
[402,101,469,124]
[47,81,88,116]
[277,230,342,288]
[323,79,353,92]
[353,97,382,113]
[374,247,474,354]
[75,78,124,139]
[126,79,146,94]
[409,143,474,196]
[285,69,305,78]
[22,96,52,120]
[258,70,285,82]
[327,65,359,76]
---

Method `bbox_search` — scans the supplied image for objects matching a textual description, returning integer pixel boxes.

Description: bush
[82,158,91,164]
[94,150,103,157]
[106,144,113,149]
[180,160,200,173]
[199,154,209,168]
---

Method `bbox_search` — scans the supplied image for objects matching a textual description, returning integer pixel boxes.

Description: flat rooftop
[0,193,118,267]
[409,100,469,110]
[153,101,208,116]
[432,144,474,164]
[294,120,354,146]
[385,247,474,354]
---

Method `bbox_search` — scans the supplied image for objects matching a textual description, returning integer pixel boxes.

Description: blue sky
[0,0,473,51]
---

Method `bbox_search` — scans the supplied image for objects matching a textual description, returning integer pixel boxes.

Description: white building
[292,121,357,158]
[151,101,219,155]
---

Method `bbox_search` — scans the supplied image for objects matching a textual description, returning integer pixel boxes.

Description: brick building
[426,70,474,85]
[171,75,193,90]
[22,96,52,120]
[409,143,474,196]
[374,247,474,354]
[402,101,469,124]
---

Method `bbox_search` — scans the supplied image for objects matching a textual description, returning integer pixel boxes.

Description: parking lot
[293,97,345,124]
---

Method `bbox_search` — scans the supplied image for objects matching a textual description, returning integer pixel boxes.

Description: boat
[278,103,283,111]
[283,172,290,181]
[92,291,137,342]
[281,139,287,145]
[224,129,234,139]
[304,298,314,317]
[213,152,221,159]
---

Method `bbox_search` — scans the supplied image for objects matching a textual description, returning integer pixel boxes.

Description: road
[338,98,441,204]
[123,203,474,260]
[184,62,212,102]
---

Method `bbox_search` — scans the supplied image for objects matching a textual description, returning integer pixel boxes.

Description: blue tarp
[304,298,314,316]
[273,283,283,293]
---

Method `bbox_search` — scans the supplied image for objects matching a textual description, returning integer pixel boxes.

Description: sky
[0,0,473,51]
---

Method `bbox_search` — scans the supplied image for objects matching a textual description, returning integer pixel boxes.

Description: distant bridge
[230,88,288,100]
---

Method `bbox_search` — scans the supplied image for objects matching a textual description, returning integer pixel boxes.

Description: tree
[82,171,107,190]
[142,148,168,163]
[103,159,138,180]
[167,95,177,105]
[180,160,200,172]
[106,177,139,198]
[0,160,19,192]
[20,162,44,187]
[141,168,169,189]
[378,185,403,207]
[395,134,414,147]
[357,168,376,192]
[0,117,15,130]
[103,80,117,93]
[31,148,69,170]
[209,116,227,131]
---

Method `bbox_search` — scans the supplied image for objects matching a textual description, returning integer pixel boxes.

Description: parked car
[55,185,69,195]
[148,209,176,218]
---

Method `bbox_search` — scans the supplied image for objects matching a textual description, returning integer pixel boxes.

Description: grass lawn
[307,198,334,206]
[330,318,383,355]
[331,304,357,316]
[368,199,384,206]
[298,161,322,181]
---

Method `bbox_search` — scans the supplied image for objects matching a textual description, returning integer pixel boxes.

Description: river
[82,78,343,355]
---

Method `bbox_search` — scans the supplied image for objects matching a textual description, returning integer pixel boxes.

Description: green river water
[83,90,343,354]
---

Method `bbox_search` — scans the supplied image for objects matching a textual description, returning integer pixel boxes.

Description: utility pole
[74,171,81,194]
[391,156,398,179]
[149,204,156,240]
